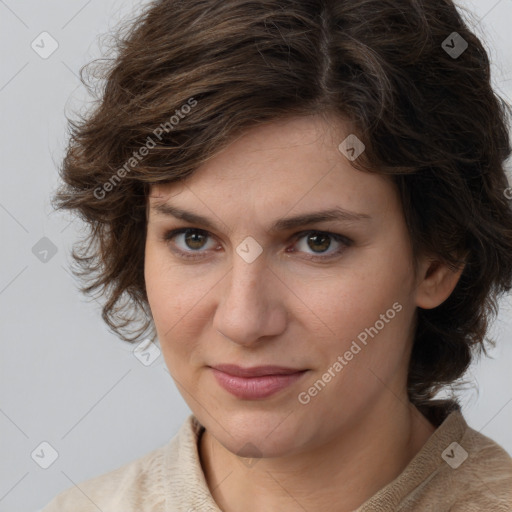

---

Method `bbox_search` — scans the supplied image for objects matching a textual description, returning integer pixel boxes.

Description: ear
[414,254,466,309]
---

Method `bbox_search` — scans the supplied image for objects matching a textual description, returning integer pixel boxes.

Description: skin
[144,113,464,512]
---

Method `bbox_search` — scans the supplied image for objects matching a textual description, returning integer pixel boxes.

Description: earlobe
[415,256,465,310]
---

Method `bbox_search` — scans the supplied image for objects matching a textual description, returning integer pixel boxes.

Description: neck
[199,397,436,512]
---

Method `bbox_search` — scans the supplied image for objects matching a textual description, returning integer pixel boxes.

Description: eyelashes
[161,227,352,261]
[162,228,218,259]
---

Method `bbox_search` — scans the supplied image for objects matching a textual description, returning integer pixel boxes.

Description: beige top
[42,405,512,511]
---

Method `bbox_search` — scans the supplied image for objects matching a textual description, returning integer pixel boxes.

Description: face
[144,114,423,458]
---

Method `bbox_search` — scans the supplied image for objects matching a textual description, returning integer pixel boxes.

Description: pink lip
[209,365,307,399]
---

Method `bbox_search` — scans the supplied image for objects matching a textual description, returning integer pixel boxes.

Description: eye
[289,230,352,260]
[162,228,219,259]
[161,228,352,261]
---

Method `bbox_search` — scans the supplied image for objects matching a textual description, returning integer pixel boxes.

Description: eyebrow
[150,202,371,232]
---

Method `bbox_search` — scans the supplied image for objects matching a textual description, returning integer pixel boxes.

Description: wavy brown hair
[52,0,512,410]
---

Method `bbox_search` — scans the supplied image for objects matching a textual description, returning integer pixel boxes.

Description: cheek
[145,247,228,373]
[144,245,216,368]
[145,241,198,321]
[295,244,415,383]
[295,251,412,335]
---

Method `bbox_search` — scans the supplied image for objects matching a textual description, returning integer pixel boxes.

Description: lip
[211,364,305,377]
[209,365,308,399]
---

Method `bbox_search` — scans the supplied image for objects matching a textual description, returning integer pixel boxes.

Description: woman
[43,0,512,510]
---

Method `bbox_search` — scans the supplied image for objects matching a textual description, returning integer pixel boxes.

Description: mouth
[208,364,308,400]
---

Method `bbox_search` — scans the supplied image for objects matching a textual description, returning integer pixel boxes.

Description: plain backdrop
[0,0,511,510]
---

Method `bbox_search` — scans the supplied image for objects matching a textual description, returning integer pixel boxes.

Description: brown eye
[291,230,352,260]
[162,228,217,259]
[182,229,208,250]
[305,232,332,253]
[162,228,351,262]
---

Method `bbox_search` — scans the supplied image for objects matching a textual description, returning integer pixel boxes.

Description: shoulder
[41,443,169,512]
[409,410,512,511]
[40,417,194,512]
[360,406,512,512]
[446,424,512,510]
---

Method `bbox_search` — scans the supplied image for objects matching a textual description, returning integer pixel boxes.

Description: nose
[212,252,287,346]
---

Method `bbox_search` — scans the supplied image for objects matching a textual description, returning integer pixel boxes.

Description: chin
[202,408,309,458]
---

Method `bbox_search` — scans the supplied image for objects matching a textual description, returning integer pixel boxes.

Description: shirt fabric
[41,403,512,511]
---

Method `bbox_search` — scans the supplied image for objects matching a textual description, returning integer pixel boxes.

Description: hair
[52,0,512,411]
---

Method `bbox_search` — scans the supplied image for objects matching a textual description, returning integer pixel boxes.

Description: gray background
[0,1,511,510]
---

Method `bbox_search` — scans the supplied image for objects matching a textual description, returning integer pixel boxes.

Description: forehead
[148,114,398,221]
